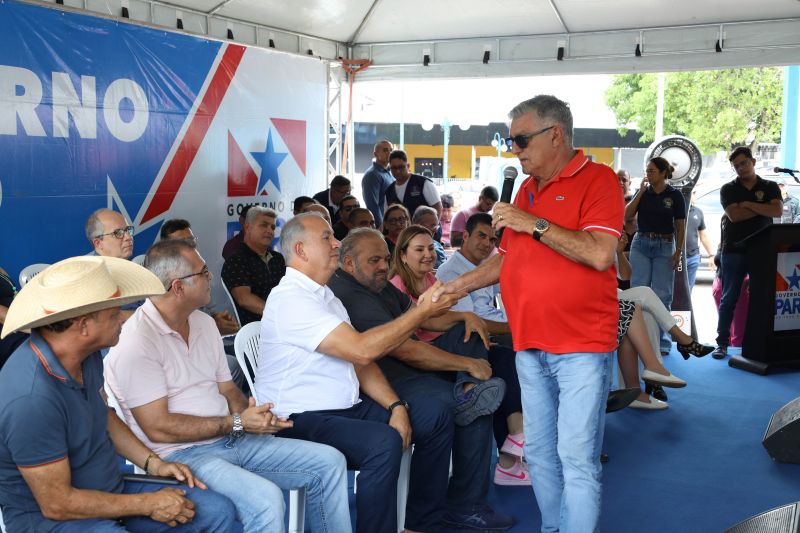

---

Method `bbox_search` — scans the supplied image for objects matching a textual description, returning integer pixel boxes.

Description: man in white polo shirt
[256,212,463,533]
[104,239,352,533]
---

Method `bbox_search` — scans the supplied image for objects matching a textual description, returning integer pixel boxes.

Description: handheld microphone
[500,166,519,203]
[497,167,519,240]
[774,167,799,174]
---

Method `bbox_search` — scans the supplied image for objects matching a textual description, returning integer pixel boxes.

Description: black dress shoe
[606,388,640,413]
[649,384,668,402]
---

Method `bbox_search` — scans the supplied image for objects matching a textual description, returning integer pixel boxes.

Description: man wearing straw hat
[0,256,237,532]
[105,239,352,533]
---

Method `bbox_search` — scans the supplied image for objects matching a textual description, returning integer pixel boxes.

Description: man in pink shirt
[104,239,351,533]
[449,186,499,247]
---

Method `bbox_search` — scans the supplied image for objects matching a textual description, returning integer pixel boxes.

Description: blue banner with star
[775,251,800,331]
[0,0,327,285]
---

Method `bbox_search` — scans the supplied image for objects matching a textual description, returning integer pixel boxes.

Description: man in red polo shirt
[433,95,623,532]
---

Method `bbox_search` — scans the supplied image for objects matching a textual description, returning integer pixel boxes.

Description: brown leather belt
[638,232,673,242]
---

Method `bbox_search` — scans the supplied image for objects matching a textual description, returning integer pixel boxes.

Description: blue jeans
[392,373,493,516]
[167,435,350,533]
[630,235,675,352]
[716,251,749,347]
[50,481,237,532]
[686,253,701,293]
[489,344,522,451]
[516,350,613,533]
[431,323,493,399]
[279,393,452,532]
[428,324,501,512]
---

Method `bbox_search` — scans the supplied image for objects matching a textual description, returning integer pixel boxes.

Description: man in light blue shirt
[361,140,394,226]
[436,213,508,332]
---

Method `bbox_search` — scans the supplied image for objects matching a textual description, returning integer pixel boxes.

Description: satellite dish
[644,135,703,190]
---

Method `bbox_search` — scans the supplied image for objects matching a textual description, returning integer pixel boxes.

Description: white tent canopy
[39,0,800,79]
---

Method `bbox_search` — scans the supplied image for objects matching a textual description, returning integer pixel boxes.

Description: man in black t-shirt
[713,147,782,359]
[221,207,286,325]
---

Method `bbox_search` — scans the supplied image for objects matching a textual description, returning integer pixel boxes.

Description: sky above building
[351,74,618,129]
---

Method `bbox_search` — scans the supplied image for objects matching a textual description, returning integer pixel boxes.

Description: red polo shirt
[499,150,623,354]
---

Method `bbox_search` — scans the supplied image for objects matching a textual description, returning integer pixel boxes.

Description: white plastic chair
[221,281,242,328]
[18,263,50,287]
[396,449,412,531]
[131,254,146,266]
[233,322,261,399]
[233,324,412,533]
[233,321,305,532]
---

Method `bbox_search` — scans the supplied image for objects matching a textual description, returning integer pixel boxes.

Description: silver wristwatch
[231,413,244,439]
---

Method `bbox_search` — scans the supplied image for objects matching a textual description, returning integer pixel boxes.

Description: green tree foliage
[604,68,783,153]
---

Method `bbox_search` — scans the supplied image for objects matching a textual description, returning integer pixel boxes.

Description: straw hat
[1,256,165,339]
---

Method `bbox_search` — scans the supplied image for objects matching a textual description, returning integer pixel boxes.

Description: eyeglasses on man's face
[167,265,211,290]
[96,226,134,240]
[177,265,210,282]
[504,125,555,150]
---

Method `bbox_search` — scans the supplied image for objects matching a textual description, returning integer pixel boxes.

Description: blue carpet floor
[443,346,800,533]
[121,345,800,532]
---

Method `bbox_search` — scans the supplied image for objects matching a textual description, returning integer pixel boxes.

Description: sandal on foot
[677,340,714,360]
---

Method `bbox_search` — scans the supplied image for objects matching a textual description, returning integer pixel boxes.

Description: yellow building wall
[403,143,614,178]
[580,147,614,167]
[403,144,514,179]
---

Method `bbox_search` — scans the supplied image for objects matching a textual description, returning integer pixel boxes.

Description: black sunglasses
[504,126,555,150]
